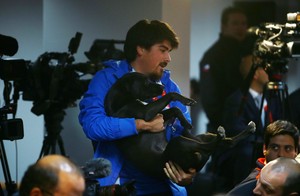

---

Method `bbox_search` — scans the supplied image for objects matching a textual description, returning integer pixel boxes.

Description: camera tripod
[38,107,67,159]
[237,60,292,170]
[0,81,24,196]
[259,81,291,124]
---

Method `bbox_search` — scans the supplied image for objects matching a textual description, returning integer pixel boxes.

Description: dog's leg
[143,93,196,121]
[222,121,256,147]
[160,107,193,129]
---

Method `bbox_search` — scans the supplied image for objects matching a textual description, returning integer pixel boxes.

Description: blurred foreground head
[19,154,85,196]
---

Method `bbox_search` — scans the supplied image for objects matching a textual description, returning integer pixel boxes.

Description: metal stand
[260,81,290,123]
[0,141,17,196]
[39,109,67,159]
[0,81,20,196]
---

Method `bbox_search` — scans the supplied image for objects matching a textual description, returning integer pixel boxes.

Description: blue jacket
[78,60,191,195]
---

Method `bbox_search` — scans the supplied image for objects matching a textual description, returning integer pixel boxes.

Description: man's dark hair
[124,19,179,63]
[19,164,59,196]
[221,6,247,25]
[264,120,299,152]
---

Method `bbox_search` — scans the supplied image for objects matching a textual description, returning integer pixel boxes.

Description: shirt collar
[249,88,262,99]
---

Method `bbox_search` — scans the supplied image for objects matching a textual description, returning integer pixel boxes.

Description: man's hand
[163,161,196,186]
[135,114,165,133]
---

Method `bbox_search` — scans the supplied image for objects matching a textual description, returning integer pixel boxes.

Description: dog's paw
[247,121,256,133]
[217,126,226,138]
[179,120,193,130]
[184,98,197,106]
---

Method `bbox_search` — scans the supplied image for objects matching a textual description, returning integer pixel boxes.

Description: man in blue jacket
[79,19,196,196]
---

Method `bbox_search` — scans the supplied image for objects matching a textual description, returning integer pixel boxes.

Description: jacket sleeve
[78,71,138,142]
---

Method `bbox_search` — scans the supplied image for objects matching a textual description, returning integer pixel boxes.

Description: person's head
[264,120,299,163]
[253,157,300,196]
[124,19,179,81]
[19,155,85,196]
[240,55,269,93]
[221,6,248,41]
[254,66,269,86]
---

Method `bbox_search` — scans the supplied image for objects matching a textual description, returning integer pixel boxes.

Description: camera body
[250,12,300,81]
[0,118,23,140]
[0,105,24,140]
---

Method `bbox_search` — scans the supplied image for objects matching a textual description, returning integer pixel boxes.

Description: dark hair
[264,120,299,152]
[19,164,59,196]
[221,6,246,25]
[124,19,179,63]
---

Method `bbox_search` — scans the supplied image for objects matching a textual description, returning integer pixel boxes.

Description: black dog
[104,72,255,178]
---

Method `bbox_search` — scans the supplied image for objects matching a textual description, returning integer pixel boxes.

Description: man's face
[222,12,248,41]
[53,172,85,196]
[255,67,269,87]
[253,166,287,196]
[265,134,298,163]
[136,40,172,81]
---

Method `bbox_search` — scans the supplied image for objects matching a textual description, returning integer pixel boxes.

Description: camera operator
[199,6,255,132]
[209,54,269,192]
[198,6,257,194]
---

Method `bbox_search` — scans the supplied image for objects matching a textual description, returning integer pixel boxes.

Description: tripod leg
[39,136,52,159]
[0,183,4,196]
[50,136,57,155]
[0,141,17,196]
[39,109,67,159]
[57,135,66,156]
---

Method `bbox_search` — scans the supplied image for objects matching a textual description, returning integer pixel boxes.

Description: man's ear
[263,145,267,156]
[30,187,43,196]
[137,46,145,56]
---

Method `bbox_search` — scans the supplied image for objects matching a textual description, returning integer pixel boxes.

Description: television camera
[249,12,300,81]
[0,32,125,195]
[0,34,26,195]
[0,31,126,157]
[245,12,300,125]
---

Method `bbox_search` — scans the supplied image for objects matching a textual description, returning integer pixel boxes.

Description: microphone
[82,158,112,179]
[0,34,19,56]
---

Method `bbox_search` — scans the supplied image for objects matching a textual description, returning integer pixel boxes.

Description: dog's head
[118,72,164,100]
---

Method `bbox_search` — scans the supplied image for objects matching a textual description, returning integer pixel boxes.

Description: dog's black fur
[104,72,255,178]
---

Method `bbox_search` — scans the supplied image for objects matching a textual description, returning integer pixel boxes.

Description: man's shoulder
[202,40,224,56]
[226,178,257,196]
[200,39,231,68]
[96,60,130,77]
